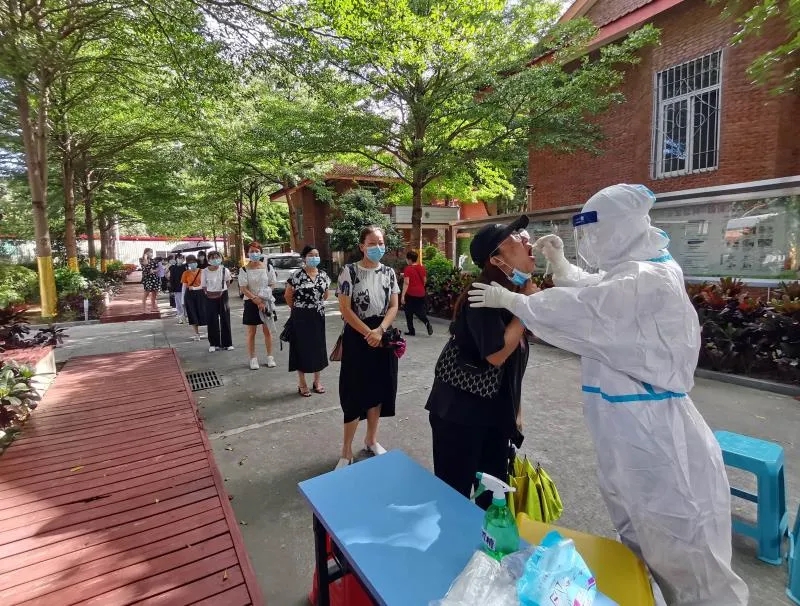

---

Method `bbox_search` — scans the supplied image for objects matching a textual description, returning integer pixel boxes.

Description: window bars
[653,50,723,179]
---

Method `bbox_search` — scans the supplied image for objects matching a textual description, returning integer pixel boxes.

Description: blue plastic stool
[787,506,800,604]
[714,430,788,565]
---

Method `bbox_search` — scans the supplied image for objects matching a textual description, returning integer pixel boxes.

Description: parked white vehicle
[265,253,304,300]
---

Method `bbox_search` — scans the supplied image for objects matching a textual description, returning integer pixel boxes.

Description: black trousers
[404,294,430,334]
[429,412,510,510]
[204,291,232,348]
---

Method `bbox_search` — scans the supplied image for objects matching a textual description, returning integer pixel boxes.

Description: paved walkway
[53,290,800,605]
[100,272,160,323]
[0,348,264,606]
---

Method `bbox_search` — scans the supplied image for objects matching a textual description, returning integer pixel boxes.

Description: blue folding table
[298,450,486,606]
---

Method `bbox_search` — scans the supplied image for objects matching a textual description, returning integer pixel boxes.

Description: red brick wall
[529,0,800,210]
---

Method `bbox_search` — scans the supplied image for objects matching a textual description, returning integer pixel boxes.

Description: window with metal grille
[652,51,722,179]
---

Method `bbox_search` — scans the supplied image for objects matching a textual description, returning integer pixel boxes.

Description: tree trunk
[410,183,424,254]
[16,77,57,317]
[284,179,300,251]
[99,213,110,272]
[61,133,78,271]
[83,180,96,268]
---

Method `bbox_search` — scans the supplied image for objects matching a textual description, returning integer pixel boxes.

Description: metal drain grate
[186,370,223,392]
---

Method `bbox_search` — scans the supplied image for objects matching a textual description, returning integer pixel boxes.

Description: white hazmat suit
[468,184,748,605]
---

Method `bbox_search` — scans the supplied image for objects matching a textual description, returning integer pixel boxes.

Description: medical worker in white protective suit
[468,184,748,606]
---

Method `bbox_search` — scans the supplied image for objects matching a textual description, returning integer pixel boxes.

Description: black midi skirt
[184,290,207,327]
[338,316,398,423]
[288,307,328,373]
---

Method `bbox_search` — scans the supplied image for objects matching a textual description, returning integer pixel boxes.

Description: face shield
[572,210,601,271]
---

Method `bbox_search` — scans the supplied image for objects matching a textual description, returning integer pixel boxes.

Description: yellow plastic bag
[508,455,563,523]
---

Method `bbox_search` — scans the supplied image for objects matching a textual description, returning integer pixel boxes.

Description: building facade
[519,0,799,281]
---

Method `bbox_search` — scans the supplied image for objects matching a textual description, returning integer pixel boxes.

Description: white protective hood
[518,184,700,394]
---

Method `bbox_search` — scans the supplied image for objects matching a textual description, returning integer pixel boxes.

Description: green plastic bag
[508,455,563,523]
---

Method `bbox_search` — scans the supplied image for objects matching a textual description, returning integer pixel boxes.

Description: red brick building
[528,0,799,209]
[270,165,491,262]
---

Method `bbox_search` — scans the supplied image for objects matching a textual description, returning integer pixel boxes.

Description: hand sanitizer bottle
[476,472,519,560]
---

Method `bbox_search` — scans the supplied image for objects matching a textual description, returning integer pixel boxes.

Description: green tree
[275,0,658,251]
[259,202,291,244]
[720,0,799,93]
[328,189,401,255]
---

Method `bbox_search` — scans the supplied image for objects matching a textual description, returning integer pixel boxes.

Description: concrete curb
[28,319,101,329]
[695,368,800,397]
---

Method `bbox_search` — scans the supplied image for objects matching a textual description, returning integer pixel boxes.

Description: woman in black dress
[285,245,331,397]
[140,248,159,312]
[335,226,400,471]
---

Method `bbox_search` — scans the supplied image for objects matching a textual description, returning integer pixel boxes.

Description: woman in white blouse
[238,242,278,370]
[335,225,400,471]
[201,250,234,352]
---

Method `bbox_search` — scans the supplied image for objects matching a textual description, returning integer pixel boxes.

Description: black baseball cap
[470,215,530,268]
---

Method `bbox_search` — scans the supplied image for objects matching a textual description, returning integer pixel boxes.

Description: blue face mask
[188,263,198,270]
[498,258,531,286]
[209,258,222,266]
[306,256,321,268]
[248,252,261,261]
[509,268,532,287]
[365,245,385,262]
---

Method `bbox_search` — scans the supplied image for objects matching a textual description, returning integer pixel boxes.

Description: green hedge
[0,264,38,307]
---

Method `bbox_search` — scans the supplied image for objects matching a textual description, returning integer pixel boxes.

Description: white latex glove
[468,281,521,311]
[533,235,570,277]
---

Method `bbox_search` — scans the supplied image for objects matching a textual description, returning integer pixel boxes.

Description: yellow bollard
[37,256,58,319]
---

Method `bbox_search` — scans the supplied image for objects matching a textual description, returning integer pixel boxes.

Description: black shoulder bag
[434,327,504,400]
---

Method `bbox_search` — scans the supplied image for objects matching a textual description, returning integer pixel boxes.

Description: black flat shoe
[405,331,416,336]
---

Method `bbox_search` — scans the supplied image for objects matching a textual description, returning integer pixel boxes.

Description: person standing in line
[181,255,206,341]
[335,225,400,471]
[238,241,278,370]
[196,250,209,269]
[285,244,331,396]
[202,250,234,352]
[168,255,187,323]
[140,248,159,312]
[401,250,433,336]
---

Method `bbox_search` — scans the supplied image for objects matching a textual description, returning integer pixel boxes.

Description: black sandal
[313,383,326,394]
[298,386,312,397]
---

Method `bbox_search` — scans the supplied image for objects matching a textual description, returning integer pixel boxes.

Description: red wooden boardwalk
[0,349,265,606]
[101,272,161,323]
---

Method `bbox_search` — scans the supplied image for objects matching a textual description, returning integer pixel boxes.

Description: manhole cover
[186,370,222,392]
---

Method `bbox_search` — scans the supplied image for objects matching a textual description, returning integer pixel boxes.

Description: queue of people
[136,183,749,604]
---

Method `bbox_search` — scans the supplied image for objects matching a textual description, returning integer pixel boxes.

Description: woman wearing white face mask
[334,226,400,470]
[201,251,233,352]
[239,241,277,370]
[285,245,331,396]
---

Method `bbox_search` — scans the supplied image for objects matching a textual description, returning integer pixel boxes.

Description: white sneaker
[334,457,352,471]
[191,334,200,341]
[265,356,276,368]
[249,358,260,370]
[366,442,387,456]
[208,346,217,352]
[176,318,184,325]
[225,346,234,351]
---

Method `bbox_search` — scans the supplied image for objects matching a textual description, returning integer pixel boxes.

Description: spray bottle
[476,472,519,560]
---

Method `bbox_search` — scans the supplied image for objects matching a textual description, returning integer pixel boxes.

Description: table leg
[314,514,331,606]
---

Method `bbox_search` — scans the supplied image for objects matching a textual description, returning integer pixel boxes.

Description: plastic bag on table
[429,550,518,606]
[511,530,598,606]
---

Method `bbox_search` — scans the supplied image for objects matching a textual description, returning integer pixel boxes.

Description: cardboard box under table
[298,450,654,606]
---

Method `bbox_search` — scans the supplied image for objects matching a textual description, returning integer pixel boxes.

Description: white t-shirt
[337,262,399,320]
[201,267,231,293]
[238,265,277,300]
